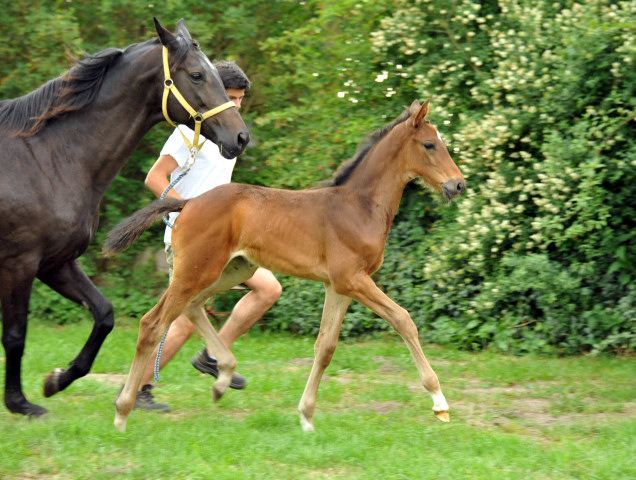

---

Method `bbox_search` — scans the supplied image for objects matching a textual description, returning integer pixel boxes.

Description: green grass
[1,319,634,479]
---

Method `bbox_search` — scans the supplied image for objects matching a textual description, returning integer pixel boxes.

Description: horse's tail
[102,198,188,256]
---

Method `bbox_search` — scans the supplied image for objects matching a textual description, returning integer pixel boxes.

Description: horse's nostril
[456,181,464,193]
[238,131,250,148]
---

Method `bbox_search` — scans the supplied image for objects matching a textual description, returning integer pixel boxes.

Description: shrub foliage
[2,0,634,354]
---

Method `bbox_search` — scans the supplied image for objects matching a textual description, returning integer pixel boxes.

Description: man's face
[226,88,245,109]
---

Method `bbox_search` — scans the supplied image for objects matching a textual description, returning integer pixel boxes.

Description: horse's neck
[53,43,163,197]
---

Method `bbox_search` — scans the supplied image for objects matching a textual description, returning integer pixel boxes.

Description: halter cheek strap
[161,46,235,151]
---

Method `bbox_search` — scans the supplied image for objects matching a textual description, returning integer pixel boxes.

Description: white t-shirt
[161,125,237,242]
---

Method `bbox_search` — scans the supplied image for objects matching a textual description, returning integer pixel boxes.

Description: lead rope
[154,138,204,383]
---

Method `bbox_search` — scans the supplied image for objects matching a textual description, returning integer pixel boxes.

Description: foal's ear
[154,17,176,47]
[412,99,430,128]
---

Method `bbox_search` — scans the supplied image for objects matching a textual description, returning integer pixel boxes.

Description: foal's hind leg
[341,275,449,422]
[184,302,236,402]
[298,284,351,432]
[38,260,114,397]
[114,293,186,432]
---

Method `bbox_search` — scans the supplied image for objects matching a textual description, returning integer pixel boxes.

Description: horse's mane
[320,107,412,188]
[0,35,192,137]
[0,48,124,136]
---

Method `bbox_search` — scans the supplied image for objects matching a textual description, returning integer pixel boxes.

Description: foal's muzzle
[442,178,465,200]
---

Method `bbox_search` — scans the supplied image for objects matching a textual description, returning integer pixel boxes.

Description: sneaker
[115,384,170,412]
[190,348,246,390]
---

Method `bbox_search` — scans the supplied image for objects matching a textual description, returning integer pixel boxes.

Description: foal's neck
[344,124,410,215]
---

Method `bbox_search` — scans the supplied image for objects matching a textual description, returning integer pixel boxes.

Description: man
[133,61,281,411]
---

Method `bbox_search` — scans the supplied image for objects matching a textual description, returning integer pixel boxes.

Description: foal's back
[171,182,379,282]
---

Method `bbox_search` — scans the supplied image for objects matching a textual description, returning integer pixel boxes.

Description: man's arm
[145,154,182,199]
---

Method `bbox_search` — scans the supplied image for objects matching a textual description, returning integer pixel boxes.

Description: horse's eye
[422,142,435,151]
[190,72,203,81]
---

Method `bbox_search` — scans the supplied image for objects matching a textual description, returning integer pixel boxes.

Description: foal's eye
[422,142,435,151]
[190,72,203,81]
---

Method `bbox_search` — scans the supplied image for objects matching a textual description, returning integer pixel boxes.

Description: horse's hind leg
[38,260,114,397]
[298,284,351,432]
[0,267,47,416]
[344,275,449,422]
[114,293,186,432]
[184,302,236,402]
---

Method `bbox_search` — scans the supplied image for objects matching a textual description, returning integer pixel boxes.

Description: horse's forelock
[170,35,194,69]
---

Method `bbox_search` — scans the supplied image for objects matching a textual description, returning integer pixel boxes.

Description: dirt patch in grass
[85,373,127,387]
[365,400,404,414]
[423,379,636,433]
[288,357,314,366]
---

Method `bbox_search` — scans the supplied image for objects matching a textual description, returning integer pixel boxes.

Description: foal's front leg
[184,302,236,402]
[298,284,351,432]
[345,275,450,422]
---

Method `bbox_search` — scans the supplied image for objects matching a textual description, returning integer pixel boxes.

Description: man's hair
[214,60,250,91]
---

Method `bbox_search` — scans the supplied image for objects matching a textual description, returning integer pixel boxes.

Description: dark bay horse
[104,99,465,432]
[0,18,249,417]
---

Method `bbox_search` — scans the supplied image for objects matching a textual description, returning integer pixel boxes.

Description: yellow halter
[161,46,236,151]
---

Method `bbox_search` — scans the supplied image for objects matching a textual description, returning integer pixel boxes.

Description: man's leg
[217,268,282,347]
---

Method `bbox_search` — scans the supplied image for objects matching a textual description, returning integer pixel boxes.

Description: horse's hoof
[27,404,49,417]
[434,410,450,422]
[43,368,65,397]
[8,400,48,417]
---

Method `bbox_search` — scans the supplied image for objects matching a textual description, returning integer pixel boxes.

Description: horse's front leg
[38,260,114,397]
[298,284,351,432]
[114,296,180,432]
[344,275,449,422]
[184,302,236,402]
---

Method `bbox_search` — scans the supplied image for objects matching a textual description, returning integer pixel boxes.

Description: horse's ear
[409,99,421,115]
[412,99,430,128]
[175,18,192,41]
[154,17,176,47]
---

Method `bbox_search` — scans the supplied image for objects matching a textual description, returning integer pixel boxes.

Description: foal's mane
[320,107,411,188]
[0,35,193,137]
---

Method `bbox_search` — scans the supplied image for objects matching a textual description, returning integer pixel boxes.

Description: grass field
[1,318,634,479]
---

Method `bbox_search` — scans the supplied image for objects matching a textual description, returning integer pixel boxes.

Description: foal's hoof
[299,413,315,433]
[434,410,450,423]
[114,414,128,433]
[212,385,225,402]
[43,368,65,397]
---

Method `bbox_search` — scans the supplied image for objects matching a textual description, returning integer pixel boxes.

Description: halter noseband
[161,46,236,151]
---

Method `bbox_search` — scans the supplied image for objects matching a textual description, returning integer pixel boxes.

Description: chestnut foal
[104,99,465,432]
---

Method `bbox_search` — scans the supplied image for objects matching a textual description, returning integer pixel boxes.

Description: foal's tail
[102,198,188,256]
